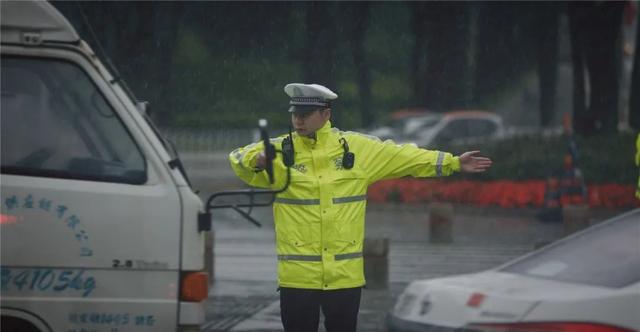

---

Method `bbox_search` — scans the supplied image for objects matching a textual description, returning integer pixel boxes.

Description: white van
[1,1,211,331]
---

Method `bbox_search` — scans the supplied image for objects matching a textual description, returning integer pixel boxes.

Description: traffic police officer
[229,83,492,332]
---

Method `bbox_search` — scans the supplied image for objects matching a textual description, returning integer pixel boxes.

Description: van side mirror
[136,101,149,117]
[198,119,291,231]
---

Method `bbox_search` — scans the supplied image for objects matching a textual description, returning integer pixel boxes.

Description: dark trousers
[279,287,362,332]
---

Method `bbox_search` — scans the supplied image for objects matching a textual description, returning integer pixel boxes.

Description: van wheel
[1,316,41,332]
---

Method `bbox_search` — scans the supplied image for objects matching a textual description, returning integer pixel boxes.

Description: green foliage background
[54,2,541,129]
[164,3,416,129]
[444,133,637,184]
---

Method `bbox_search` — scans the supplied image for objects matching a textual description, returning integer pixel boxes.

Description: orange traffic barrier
[537,176,563,222]
[559,151,587,206]
[543,177,561,209]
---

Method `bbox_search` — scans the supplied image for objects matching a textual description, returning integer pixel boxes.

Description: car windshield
[402,115,441,137]
[500,209,640,288]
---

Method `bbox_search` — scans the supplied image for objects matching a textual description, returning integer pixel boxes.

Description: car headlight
[418,294,432,316]
[393,292,417,317]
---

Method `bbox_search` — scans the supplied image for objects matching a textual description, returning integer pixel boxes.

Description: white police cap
[284,83,338,113]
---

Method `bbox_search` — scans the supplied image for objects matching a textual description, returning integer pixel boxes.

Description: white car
[368,110,504,148]
[399,111,504,148]
[366,109,436,141]
[387,209,640,332]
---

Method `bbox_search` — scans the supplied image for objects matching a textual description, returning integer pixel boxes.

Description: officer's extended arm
[354,135,489,184]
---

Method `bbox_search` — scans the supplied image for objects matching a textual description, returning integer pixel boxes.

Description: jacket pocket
[276,225,320,254]
[332,173,368,201]
[334,238,359,253]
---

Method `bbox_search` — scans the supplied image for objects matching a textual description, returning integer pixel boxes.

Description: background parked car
[366,108,435,141]
[386,208,640,332]
[398,111,505,148]
[367,110,504,148]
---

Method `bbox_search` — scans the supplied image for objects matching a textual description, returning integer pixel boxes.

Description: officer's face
[292,109,331,136]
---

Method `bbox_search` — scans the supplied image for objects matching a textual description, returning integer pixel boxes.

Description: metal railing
[159,127,260,152]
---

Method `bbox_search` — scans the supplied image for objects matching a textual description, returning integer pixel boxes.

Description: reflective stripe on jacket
[229,121,460,290]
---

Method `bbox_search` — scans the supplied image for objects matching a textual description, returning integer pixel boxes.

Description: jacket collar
[297,120,333,147]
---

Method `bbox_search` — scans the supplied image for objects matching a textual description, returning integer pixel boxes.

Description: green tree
[535,3,560,126]
[343,3,373,127]
[630,8,640,130]
[568,2,625,135]
[410,3,472,110]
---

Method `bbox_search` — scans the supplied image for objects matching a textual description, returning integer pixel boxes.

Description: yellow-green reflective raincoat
[229,121,460,289]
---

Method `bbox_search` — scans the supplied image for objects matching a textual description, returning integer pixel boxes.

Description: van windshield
[0,56,146,184]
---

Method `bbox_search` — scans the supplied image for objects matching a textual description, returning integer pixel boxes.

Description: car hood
[392,270,634,328]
